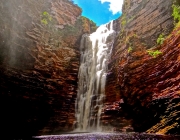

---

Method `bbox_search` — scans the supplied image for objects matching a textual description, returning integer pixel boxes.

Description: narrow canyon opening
[0,0,179,139]
[75,21,116,132]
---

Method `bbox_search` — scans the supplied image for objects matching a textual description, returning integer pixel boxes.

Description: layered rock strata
[0,0,96,136]
[0,0,179,136]
[104,0,179,134]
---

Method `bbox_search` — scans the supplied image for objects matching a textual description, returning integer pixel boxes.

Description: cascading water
[75,21,116,132]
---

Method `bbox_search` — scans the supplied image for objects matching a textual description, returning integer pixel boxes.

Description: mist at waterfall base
[74,21,116,132]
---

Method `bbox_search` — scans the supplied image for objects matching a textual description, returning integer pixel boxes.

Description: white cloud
[99,0,124,15]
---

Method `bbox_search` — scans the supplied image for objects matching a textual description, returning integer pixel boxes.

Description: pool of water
[34,132,180,140]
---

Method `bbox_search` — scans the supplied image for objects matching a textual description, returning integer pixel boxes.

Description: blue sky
[72,0,123,26]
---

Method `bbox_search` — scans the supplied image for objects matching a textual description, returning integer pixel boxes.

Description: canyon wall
[104,0,180,134]
[0,0,96,137]
[0,0,179,137]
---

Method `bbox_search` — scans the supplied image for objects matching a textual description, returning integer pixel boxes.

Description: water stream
[75,21,116,132]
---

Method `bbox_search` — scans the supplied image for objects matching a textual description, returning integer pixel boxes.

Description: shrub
[157,34,165,45]
[41,19,48,25]
[172,4,180,22]
[147,50,162,58]
[128,47,133,53]
[41,11,52,25]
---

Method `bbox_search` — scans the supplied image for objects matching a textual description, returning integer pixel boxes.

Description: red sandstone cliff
[0,0,96,136]
[104,0,180,134]
[0,0,179,137]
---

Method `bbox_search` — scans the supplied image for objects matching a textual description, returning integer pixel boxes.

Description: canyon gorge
[0,0,179,138]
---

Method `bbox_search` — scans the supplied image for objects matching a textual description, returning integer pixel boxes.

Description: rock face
[104,0,180,134]
[0,0,179,137]
[121,0,174,47]
[0,0,96,137]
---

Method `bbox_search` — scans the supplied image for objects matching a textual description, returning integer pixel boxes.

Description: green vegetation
[41,19,48,25]
[119,15,136,39]
[121,14,127,27]
[157,34,165,45]
[79,16,97,32]
[41,11,52,25]
[128,46,133,53]
[121,20,127,26]
[172,4,180,23]
[176,22,180,33]
[124,33,138,53]
[147,50,162,58]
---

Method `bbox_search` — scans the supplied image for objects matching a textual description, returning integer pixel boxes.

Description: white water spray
[75,21,116,132]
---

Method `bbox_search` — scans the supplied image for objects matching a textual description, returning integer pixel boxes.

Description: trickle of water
[75,21,116,132]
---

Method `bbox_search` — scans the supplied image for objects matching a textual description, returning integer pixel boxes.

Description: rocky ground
[103,0,180,134]
[34,133,180,140]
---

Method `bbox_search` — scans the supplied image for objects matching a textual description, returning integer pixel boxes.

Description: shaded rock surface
[0,0,179,137]
[104,0,179,135]
[0,0,96,136]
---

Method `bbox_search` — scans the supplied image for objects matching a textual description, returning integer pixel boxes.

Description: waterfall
[75,21,116,132]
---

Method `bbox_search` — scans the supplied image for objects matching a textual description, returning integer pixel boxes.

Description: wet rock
[0,0,96,136]
[34,132,180,140]
[105,0,179,135]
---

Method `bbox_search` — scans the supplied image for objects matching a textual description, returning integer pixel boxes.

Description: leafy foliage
[121,14,127,26]
[41,19,48,25]
[41,11,52,25]
[147,50,162,58]
[128,47,133,53]
[172,4,180,22]
[157,34,165,45]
